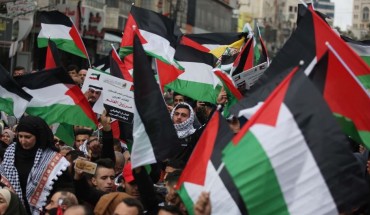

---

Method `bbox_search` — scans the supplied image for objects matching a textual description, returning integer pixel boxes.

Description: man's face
[92,167,115,192]
[79,69,87,82]
[13,69,25,76]
[172,108,190,124]
[113,202,139,215]
[124,181,140,199]
[88,137,101,154]
[75,134,89,148]
[87,88,101,103]
[45,192,62,211]
[173,95,184,106]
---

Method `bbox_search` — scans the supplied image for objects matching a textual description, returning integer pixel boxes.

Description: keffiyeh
[171,102,196,139]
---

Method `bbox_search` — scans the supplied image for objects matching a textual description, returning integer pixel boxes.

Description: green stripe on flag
[166,80,221,104]
[223,132,289,215]
[360,56,370,66]
[357,74,370,90]
[38,38,87,59]
[0,97,14,116]
[334,113,370,148]
[178,185,195,215]
[26,104,96,128]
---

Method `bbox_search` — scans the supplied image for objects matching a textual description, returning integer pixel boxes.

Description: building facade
[352,0,370,39]
[0,0,238,72]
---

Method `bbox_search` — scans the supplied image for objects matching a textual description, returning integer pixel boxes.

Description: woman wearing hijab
[0,129,14,148]
[0,188,27,215]
[0,116,73,215]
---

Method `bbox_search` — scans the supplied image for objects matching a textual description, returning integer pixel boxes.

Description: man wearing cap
[122,162,140,199]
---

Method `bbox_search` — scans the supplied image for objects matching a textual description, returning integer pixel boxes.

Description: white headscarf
[171,102,196,139]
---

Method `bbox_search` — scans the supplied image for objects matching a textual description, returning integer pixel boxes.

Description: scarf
[0,143,69,215]
[171,102,196,139]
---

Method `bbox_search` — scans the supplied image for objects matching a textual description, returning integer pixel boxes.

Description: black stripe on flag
[131,6,182,49]
[0,65,32,101]
[308,51,329,94]
[38,10,73,27]
[14,67,75,89]
[183,33,244,45]
[133,33,181,161]
[175,45,218,67]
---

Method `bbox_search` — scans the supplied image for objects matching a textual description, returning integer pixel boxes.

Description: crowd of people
[0,64,226,215]
[1,61,369,215]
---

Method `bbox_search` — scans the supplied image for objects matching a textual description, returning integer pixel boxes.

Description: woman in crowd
[0,129,14,148]
[0,188,27,215]
[0,116,73,215]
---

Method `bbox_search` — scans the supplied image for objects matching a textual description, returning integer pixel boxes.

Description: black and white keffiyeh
[0,143,69,215]
[171,102,196,139]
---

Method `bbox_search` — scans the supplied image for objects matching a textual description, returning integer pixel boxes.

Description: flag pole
[326,42,370,98]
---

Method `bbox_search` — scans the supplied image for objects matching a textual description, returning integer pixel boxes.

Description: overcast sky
[331,0,353,30]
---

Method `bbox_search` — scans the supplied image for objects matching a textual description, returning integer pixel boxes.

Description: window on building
[355,5,359,10]
[360,24,364,29]
[354,14,358,19]
[294,6,297,12]
[354,24,358,28]
[289,6,293,12]
[363,7,369,21]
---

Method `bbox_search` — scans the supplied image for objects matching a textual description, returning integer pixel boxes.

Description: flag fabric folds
[14,67,97,129]
[131,34,181,169]
[38,10,90,60]
[110,47,133,82]
[120,6,182,65]
[0,65,32,118]
[165,45,222,104]
[177,111,247,215]
[223,66,369,214]
[44,39,62,70]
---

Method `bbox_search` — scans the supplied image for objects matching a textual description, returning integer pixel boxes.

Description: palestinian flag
[214,69,243,117]
[309,49,370,148]
[38,10,89,60]
[110,47,133,82]
[230,37,254,76]
[131,34,181,169]
[231,4,370,117]
[155,58,184,93]
[223,66,369,214]
[165,44,222,104]
[44,39,62,70]
[119,6,182,65]
[177,111,247,215]
[0,65,32,118]
[180,32,245,58]
[14,67,98,129]
[341,35,370,67]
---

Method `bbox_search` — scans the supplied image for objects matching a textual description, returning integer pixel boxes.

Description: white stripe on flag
[0,85,29,118]
[22,84,75,107]
[140,30,176,64]
[38,23,73,40]
[177,62,221,88]
[131,107,156,169]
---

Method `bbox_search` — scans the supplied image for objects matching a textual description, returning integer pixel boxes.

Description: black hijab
[16,116,58,151]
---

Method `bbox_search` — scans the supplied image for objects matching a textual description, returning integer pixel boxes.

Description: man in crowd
[13,66,26,77]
